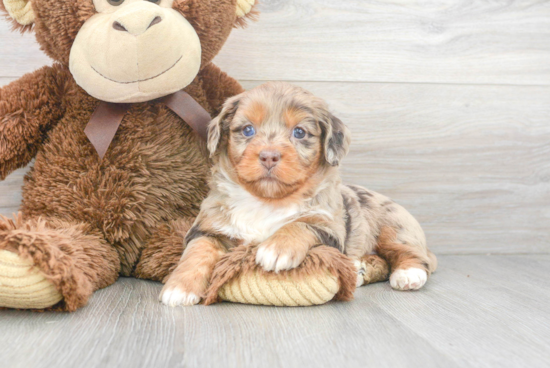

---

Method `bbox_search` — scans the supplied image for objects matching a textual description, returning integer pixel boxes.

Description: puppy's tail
[427,250,438,273]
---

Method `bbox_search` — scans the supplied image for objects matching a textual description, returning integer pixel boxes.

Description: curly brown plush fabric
[0,0,256,311]
[134,217,193,283]
[0,214,120,311]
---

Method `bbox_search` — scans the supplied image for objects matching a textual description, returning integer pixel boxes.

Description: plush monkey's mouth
[90,55,183,85]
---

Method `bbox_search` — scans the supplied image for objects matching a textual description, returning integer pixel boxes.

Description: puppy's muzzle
[259,150,281,170]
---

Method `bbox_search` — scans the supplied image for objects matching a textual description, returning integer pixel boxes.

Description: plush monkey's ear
[1,0,35,30]
[320,112,351,167]
[235,0,258,28]
[207,94,242,158]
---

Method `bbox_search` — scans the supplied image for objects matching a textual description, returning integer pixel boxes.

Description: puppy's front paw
[160,287,201,307]
[255,243,306,273]
[390,268,427,291]
[160,272,204,307]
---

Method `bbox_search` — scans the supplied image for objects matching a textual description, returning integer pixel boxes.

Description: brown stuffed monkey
[0,0,257,311]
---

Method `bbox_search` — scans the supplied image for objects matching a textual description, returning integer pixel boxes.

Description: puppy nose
[113,15,163,36]
[259,150,281,170]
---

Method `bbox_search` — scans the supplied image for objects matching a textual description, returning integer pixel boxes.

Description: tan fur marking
[376,227,432,274]
[232,140,310,200]
[284,107,309,128]
[245,101,267,125]
[162,237,225,299]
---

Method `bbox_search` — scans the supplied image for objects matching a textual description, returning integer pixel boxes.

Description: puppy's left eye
[293,127,306,139]
[242,125,256,137]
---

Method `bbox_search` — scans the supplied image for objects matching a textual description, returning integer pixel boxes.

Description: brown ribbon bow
[84,90,212,159]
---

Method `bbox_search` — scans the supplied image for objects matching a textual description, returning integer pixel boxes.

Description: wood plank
[0,77,16,86]
[213,0,550,85]
[1,1,550,86]
[1,81,549,254]
[0,167,24,217]
[0,22,51,78]
[442,255,550,314]
[0,255,548,368]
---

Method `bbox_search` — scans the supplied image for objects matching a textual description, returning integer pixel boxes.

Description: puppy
[160,82,437,306]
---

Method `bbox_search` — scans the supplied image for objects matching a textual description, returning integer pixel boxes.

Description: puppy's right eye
[242,125,256,137]
[293,127,306,139]
[108,0,125,6]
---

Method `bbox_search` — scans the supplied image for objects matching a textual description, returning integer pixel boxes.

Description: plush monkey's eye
[107,0,125,6]
[293,127,306,139]
[242,125,256,137]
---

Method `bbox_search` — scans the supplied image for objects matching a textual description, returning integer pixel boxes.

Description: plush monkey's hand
[0,65,65,180]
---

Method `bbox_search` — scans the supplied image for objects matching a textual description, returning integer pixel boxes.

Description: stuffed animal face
[1,0,256,102]
[70,0,202,103]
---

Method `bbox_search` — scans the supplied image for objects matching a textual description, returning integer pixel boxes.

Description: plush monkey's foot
[0,250,62,309]
[0,214,121,311]
[204,245,357,307]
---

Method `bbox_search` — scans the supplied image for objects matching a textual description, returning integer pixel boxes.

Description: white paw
[160,288,201,307]
[354,260,365,287]
[255,246,301,273]
[356,273,364,288]
[390,268,427,291]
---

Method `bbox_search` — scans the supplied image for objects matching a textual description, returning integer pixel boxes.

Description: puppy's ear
[319,112,351,166]
[207,94,242,158]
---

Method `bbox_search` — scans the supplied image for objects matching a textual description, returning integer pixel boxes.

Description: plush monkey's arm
[0,64,67,180]
[199,63,245,116]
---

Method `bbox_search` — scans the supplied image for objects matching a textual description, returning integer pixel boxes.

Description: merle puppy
[161,82,437,306]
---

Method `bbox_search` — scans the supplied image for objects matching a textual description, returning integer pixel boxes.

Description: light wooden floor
[1,254,548,368]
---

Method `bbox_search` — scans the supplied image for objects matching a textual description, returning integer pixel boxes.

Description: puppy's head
[208,82,351,200]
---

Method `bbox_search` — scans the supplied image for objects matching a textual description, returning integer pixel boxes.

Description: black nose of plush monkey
[113,15,163,36]
[259,150,281,170]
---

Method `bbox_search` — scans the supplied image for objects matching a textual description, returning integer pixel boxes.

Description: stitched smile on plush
[70,0,202,103]
[91,54,183,84]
